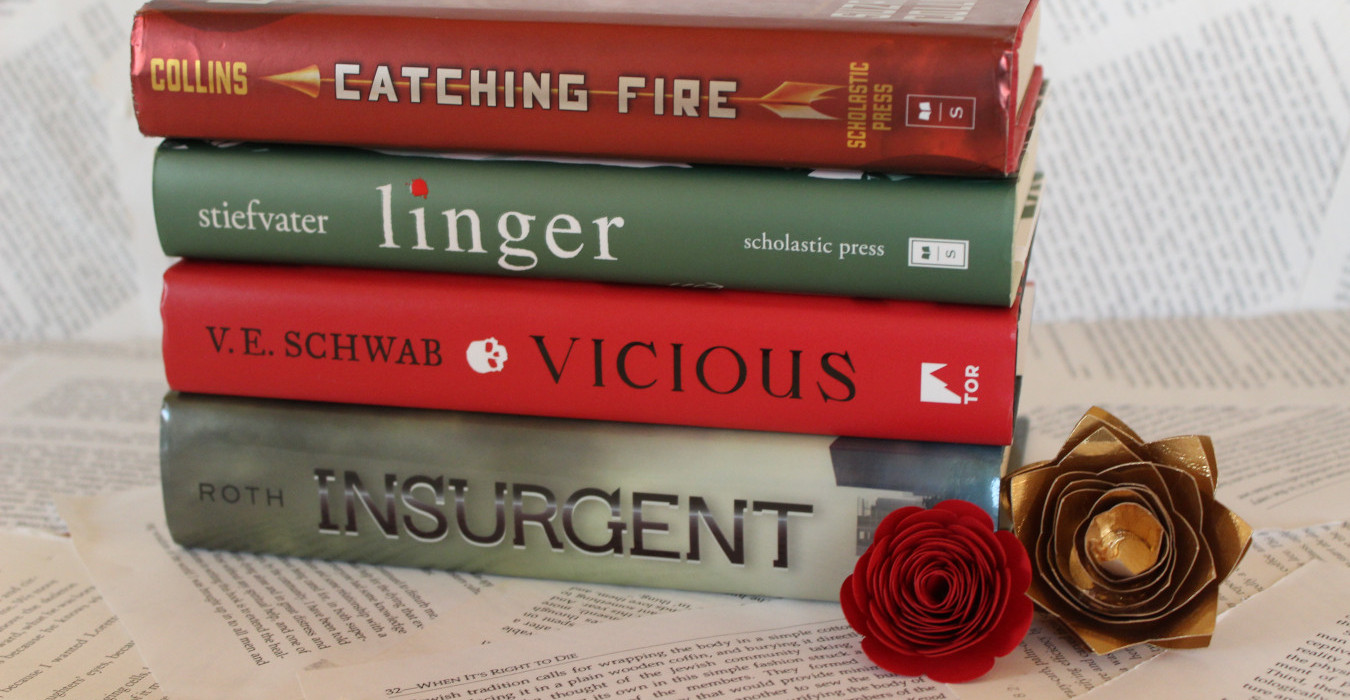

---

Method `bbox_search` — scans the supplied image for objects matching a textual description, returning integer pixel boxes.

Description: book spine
[130,7,1037,175]
[153,141,1034,305]
[160,261,1024,444]
[160,392,1011,601]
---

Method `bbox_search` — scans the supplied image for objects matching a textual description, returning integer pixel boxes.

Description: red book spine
[129,3,1039,175]
[161,261,1024,444]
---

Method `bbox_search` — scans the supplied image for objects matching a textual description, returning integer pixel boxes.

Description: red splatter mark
[409,178,429,198]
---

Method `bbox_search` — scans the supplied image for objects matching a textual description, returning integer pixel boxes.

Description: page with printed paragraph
[1077,561,1350,700]
[1030,0,1350,320]
[301,600,959,700]
[58,487,531,700]
[0,340,162,531]
[1020,310,1350,407]
[0,530,165,700]
[958,522,1350,700]
[0,0,163,342]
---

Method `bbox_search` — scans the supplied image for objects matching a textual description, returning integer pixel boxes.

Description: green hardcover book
[152,130,1040,305]
[160,392,1022,601]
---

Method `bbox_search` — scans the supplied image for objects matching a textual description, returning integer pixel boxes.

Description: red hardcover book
[130,0,1042,175]
[160,261,1030,444]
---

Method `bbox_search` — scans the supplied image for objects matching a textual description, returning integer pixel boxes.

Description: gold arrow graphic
[739,82,841,120]
[262,65,323,98]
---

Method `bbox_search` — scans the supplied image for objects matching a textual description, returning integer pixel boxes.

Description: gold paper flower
[1004,407,1252,654]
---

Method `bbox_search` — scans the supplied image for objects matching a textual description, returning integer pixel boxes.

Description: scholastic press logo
[920,362,980,404]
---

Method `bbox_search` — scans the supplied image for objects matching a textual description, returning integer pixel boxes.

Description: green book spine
[153,140,1041,305]
[160,392,1015,601]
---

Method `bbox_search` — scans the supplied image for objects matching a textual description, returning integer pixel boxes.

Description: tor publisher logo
[920,362,980,404]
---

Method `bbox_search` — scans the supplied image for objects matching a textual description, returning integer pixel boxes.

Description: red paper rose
[841,499,1034,683]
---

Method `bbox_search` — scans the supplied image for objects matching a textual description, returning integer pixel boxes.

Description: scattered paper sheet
[301,600,956,700]
[0,529,165,700]
[57,487,523,700]
[1078,560,1350,699]
[0,0,164,342]
[1223,522,1350,603]
[1021,310,1350,408]
[0,341,162,531]
[386,579,761,661]
[1030,0,1350,319]
[957,522,1350,700]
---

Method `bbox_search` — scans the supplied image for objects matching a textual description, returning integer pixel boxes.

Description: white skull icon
[466,337,508,374]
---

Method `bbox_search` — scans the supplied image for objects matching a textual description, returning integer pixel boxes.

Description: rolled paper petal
[1146,435,1218,493]
[1084,496,1165,580]
[861,636,928,678]
[1206,500,1254,583]
[1004,407,1253,654]
[978,587,1036,657]
[1071,488,1179,613]
[908,647,997,685]
[999,530,1034,594]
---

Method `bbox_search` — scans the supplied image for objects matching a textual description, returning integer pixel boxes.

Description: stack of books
[133,0,1044,601]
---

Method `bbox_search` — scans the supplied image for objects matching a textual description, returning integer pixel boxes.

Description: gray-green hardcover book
[160,392,1021,601]
[152,133,1041,305]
